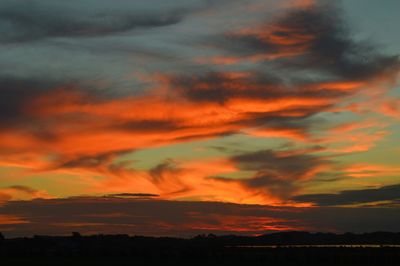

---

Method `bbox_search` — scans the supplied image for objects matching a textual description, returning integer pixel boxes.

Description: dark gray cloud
[0,76,58,126]
[231,149,324,175]
[43,150,141,182]
[221,3,399,80]
[0,0,213,43]
[293,183,400,206]
[172,72,285,104]
[234,150,325,198]
[58,153,117,169]
[274,5,400,79]
[7,185,39,195]
[212,149,327,199]
[0,76,112,147]
[242,172,298,200]
[0,197,399,237]
[171,71,344,105]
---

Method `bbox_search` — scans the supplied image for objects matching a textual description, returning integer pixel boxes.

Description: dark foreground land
[1,232,400,265]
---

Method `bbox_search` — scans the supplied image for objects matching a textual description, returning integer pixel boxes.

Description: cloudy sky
[0,0,399,237]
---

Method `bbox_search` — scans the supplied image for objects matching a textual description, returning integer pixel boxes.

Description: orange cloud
[330,119,387,134]
[326,131,388,154]
[0,69,343,169]
[244,126,308,141]
[315,119,389,154]
[380,99,400,118]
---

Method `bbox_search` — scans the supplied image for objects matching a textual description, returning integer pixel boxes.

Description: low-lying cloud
[293,183,400,206]
[0,197,399,237]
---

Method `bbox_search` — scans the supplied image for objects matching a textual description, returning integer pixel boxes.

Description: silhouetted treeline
[1,232,400,265]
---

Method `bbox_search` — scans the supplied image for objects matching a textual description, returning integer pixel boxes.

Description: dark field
[1,232,400,265]
[2,248,400,266]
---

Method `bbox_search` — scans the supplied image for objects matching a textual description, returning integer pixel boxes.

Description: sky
[0,0,399,237]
